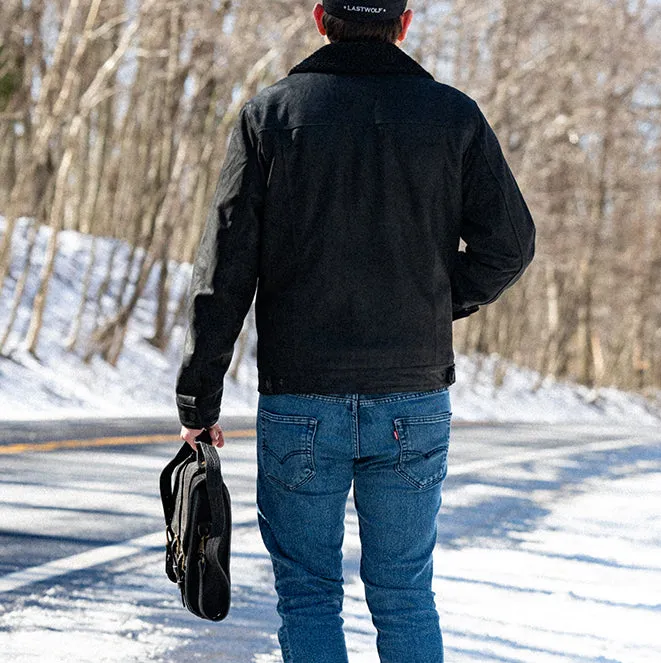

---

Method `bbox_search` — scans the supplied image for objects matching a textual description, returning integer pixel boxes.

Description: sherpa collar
[288,40,434,79]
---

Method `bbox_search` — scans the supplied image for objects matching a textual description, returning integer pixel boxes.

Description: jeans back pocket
[258,409,318,490]
[394,412,451,490]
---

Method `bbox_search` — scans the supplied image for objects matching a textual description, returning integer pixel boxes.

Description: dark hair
[322,11,403,44]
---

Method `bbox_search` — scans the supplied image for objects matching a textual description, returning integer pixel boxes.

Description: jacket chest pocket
[394,412,451,490]
[258,409,318,490]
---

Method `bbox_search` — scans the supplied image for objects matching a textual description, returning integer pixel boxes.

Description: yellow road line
[0,429,256,455]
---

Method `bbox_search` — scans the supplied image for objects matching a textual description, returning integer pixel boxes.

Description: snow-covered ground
[0,218,659,425]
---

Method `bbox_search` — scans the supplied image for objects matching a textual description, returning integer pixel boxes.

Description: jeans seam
[288,393,353,404]
[351,399,360,458]
[360,387,449,407]
[395,464,447,490]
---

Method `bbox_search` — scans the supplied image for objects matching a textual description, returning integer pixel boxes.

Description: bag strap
[196,441,226,538]
[160,442,195,529]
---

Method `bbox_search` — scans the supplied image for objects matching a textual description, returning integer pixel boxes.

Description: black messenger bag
[159,431,231,621]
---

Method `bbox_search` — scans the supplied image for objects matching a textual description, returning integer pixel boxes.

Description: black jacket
[176,40,535,428]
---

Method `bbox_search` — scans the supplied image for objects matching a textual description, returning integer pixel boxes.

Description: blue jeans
[256,387,452,663]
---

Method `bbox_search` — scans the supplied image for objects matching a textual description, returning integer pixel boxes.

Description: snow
[0,217,256,420]
[437,471,661,662]
[1,218,659,425]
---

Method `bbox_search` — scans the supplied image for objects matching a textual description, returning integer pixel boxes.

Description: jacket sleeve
[175,103,264,428]
[451,102,536,318]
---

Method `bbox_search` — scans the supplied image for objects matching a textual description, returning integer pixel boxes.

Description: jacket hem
[258,363,456,395]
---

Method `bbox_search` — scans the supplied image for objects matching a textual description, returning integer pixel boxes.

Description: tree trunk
[64,234,98,352]
[0,218,39,354]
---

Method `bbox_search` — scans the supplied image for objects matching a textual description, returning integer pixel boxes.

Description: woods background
[0,0,659,396]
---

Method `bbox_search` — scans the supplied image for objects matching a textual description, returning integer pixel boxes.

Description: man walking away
[176,2,536,661]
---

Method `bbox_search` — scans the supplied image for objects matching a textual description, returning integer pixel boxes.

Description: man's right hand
[180,423,225,451]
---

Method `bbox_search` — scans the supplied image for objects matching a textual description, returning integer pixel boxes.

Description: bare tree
[0,0,659,395]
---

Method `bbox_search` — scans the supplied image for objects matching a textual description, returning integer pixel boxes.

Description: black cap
[323,1,407,23]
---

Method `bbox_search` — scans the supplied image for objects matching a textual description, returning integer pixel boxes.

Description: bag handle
[196,440,227,538]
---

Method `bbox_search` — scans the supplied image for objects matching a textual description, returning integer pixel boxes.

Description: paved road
[0,416,649,575]
[0,416,256,576]
[0,417,659,662]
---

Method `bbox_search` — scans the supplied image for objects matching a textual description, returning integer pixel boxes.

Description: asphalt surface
[1,417,656,578]
[0,417,659,662]
[0,416,257,576]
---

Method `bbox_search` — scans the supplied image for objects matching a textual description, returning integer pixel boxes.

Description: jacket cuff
[176,390,222,429]
[452,305,480,321]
